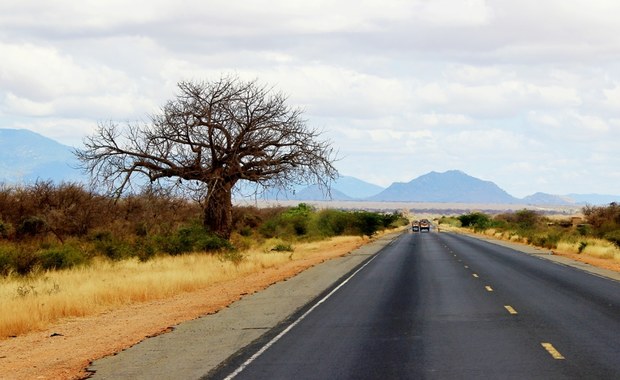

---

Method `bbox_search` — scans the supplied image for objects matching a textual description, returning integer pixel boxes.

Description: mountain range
[1,128,618,206]
[0,128,84,184]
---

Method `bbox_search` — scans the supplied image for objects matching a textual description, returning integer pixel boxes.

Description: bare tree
[76,76,338,238]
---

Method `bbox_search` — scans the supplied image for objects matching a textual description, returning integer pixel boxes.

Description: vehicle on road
[419,219,430,232]
[412,221,420,232]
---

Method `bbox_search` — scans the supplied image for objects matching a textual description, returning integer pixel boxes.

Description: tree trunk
[203,181,234,239]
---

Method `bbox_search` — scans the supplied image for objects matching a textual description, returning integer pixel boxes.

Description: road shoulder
[448,230,620,282]
[87,231,402,379]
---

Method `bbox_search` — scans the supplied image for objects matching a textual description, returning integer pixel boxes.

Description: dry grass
[475,228,620,262]
[557,238,620,260]
[0,235,363,339]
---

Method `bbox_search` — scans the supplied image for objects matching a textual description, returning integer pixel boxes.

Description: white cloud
[1,0,620,196]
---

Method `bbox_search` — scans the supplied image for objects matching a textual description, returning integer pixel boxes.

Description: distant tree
[76,76,337,238]
[458,212,491,230]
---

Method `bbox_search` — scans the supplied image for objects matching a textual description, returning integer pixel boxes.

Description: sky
[1,0,620,198]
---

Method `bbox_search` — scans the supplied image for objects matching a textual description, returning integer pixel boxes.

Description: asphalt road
[211,231,620,379]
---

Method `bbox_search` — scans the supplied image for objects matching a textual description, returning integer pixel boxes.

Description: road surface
[210,231,620,379]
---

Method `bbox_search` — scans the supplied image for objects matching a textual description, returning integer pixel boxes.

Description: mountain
[287,185,353,201]
[331,175,384,199]
[368,170,519,203]
[234,175,382,201]
[0,128,85,184]
[522,192,573,205]
[2,128,619,206]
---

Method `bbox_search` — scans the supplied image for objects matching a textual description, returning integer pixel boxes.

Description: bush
[0,220,13,239]
[39,246,85,270]
[316,209,351,237]
[531,232,561,249]
[157,223,234,255]
[196,234,234,252]
[604,230,620,249]
[11,247,40,275]
[458,212,491,231]
[96,239,131,261]
[0,248,12,276]
[438,216,461,227]
[271,243,294,252]
[17,216,47,238]
[578,241,588,253]
[354,211,382,237]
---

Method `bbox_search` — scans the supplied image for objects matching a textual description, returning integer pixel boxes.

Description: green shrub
[218,250,244,265]
[196,234,234,252]
[0,248,12,276]
[11,247,40,275]
[156,223,233,255]
[133,239,157,262]
[94,235,131,260]
[438,216,461,227]
[316,209,350,237]
[258,219,279,239]
[577,224,591,236]
[531,232,561,249]
[0,220,13,239]
[271,243,294,252]
[39,246,85,270]
[458,212,491,231]
[354,211,382,237]
[604,230,620,249]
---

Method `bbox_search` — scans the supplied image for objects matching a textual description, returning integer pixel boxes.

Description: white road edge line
[224,253,381,379]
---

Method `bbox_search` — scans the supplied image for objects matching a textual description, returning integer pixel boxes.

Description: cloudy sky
[1,0,620,197]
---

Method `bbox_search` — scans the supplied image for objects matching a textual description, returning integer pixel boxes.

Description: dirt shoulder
[0,234,381,380]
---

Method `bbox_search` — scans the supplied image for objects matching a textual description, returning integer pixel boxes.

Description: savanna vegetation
[76,76,337,239]
[0,181,407,278]
[0,181,407,338]
[439,204,620,261]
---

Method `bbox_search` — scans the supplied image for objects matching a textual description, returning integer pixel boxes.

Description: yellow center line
[541,343,565,360]
[504,305,518,314]
[472,273,479,278]
[485,286,493,292]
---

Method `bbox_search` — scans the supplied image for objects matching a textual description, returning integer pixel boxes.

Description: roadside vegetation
[438,204,620,262]
[0,181,408,339]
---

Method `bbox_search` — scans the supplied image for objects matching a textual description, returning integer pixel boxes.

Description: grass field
[0,235,363,339]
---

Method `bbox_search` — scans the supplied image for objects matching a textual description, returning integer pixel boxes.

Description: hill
[0,128,84,184]
[368,170,519,203]
[2,128,619,205]
[522,192,573,205]
[234,175,383,201]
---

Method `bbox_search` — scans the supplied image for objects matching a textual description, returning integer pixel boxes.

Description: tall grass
[0,235,362,339]
[557,238,620,260]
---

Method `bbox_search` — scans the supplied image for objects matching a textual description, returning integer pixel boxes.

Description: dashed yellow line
[464,265,469,269]
[504,305,518,314]
[472,273,479,278]
[485,286,493,292]
[541,343,565,359]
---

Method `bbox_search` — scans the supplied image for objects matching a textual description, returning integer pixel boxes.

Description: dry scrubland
[480,228,620,261]
[0,183,408,340]
[2,182,619,341]
[0,235,366,340]
[439,206,620,270]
